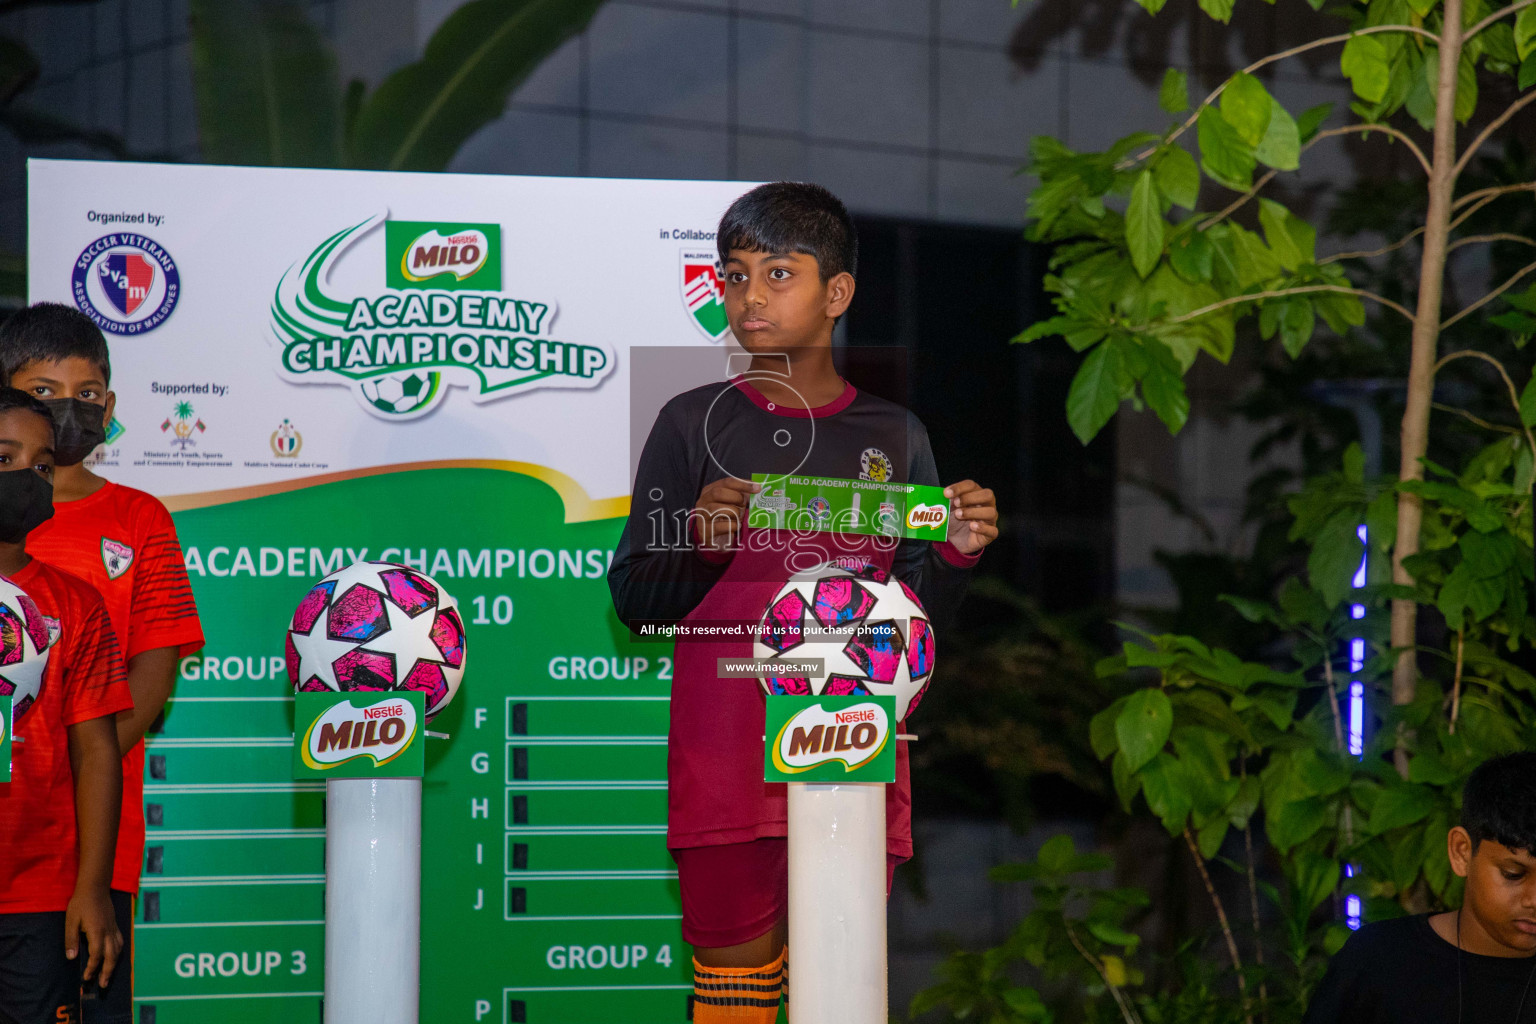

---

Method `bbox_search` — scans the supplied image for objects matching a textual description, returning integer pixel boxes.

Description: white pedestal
[787,781,887,1023]
[324,777,421,1024]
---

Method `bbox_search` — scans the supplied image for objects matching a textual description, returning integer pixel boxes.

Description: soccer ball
[359,371,441,417]
[285,561,466,721]
[0,574,56,720]
[754,560,936,721]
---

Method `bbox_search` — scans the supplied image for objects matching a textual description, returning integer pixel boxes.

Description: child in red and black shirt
[0,304,204,1022]
[0,386,132,1024]
[608,183,999,1021]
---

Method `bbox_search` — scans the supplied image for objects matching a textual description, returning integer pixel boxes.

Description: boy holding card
[607,182,997,1021]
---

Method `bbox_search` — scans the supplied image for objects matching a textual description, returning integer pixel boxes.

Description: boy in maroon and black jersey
[608,182,999,1021]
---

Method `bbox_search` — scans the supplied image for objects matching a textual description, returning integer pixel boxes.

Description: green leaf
[1169,229,1215,282]
[348,0,606,171]
[1521,371,1536,428]
[1268,796,1329,851]
[1289,851,1340,915]
[1343,441,1365,484]
[1066,341,1125,445]
[1279,298,1315,358]
[1366,488,1399,553]
[1343,34,1391,104]
[1154,146,1201,210]
[1140,752,1194,833]
[1517,3,1536,61]
[1037,833,1078,875]
[1227,224,1283,287]
[1134,0,1172,12]
[1258,198,1316,270]
[1370,783,1437,834]
[1141,344,1191,434]
[1197,816,1229,859]
[1197,0,1237,23]
[1456,53,1478,125]
[1116,688,1174,772]
[1221,72,1273,146]
[1254,99,1300,171]
[1520,54,1536,91]
[1197,106,1256,191]
[1090,697,1128,760]
[1127,170,1166,279]
[1309,508,1366,607]
[1297,101,1334,142]
[1160,68,1190,113]
[1087,920,1142,950]
[190,0,342,167]
[1112,750,1141,812]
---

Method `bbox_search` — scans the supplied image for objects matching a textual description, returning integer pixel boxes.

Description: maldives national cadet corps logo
[101,538,134,580]
[270,418,302,457]
[72,234,180,335]
[271,216,614,420]
[681,251,729,341]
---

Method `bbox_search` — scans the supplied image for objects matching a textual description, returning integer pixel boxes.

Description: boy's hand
[692,477,762,554]
[65,886,122,987]
[944,480,998,556]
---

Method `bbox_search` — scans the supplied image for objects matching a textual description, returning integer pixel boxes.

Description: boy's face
[9,356,115,426]
[0,408,55,480]
[722,250,854,352]
[1451,826,1536,953]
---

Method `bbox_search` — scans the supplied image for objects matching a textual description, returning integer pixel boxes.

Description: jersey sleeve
[127,498,204,659]
[892,413,977,637]
[61,588,133,727]
[607,401,730,630]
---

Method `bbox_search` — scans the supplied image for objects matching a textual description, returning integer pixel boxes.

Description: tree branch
[1322,226,1426,264]
[1464,0,1536,40]
[1166,285,1417,326]
[1447,233,1536,254]
[1439,258,1536,329]
[1450,628,1465,733]
[1432,401,1524,435]
[1453,89,1536,177]
[1451,181,1536,213]
[1122,25,1442,167]
[1063,920,1143,1024]
[1184,827,1254,1024]
[1432,348,1536,457]
[1202,170,1280,230]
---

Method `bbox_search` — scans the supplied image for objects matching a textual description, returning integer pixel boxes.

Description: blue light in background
[1345,526,1369,926]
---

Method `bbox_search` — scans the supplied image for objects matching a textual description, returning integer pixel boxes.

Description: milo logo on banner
[764,695,896,783]
[271,215,614,420]
[294,690,425,778]
[0,694,10,782]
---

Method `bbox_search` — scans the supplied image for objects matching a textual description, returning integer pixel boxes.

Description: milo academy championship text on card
[272,215,613,420]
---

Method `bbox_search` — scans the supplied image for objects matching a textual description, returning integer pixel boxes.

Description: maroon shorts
[672,838,903,948]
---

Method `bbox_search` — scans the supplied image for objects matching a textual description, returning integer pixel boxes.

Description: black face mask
[42,398,107,467]
[0,469,54,544]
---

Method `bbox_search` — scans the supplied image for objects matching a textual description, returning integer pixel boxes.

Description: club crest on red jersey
[101,538,135,580]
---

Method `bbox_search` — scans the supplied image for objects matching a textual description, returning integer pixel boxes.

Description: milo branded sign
[764,695,896,783]
[293,690,425,778]
[272,216,615,419]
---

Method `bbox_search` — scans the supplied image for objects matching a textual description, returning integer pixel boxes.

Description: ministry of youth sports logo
[680,251,728,341]
[72,234,180,335]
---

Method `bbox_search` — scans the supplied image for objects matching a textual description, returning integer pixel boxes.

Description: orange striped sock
[691,950,785,1022]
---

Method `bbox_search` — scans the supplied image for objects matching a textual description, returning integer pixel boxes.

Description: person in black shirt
[1305,752,1536,1023]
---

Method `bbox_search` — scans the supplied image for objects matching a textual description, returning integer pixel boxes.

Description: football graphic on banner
[754,561,936,721]
[286,561,467,721]
[0,574,57,720]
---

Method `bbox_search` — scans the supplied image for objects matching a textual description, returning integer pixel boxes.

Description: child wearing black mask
[0,386,133,1024]
[0,304,204,1022]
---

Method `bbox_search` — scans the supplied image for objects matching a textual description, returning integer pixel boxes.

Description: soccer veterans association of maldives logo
[680,250,729,341]
[72,234,180,335]
[101,538,134,581]
[271,215,614,420]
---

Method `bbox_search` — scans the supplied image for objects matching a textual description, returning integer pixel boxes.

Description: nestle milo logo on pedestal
[764,695,896,783]
[294,690,425,778]
[271,215,614,420]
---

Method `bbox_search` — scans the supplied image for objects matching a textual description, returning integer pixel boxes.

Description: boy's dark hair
[1462,752,1536,854]
[0,385,57,432]
[0,302,112,387]
[717,182,857,281]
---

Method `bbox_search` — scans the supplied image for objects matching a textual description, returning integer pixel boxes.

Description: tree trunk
[1392,2,1463,728]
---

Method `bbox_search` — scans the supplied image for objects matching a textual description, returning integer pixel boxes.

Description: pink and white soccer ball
[753,560,936,721]
[285,561,466,721]
[0,574,55,720]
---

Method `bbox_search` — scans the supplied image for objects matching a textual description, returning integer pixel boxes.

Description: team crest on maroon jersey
[101,537,135,580]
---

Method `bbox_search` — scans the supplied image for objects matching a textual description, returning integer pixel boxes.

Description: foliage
[190,0,605,171]
[919,0,1536,1019]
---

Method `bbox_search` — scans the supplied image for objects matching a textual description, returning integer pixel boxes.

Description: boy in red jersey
[0,304,204,1023]
[608,183,998,1020]
[0,386,132,1024]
